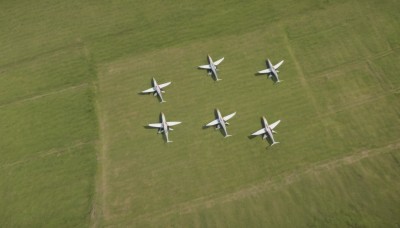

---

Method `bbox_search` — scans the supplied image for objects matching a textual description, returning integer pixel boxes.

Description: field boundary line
[306,46,399,79]
[90,69,109,228]
[318,92,391,118]
[0,83,88,109]
[130,140,400,222]
[283,29,321,117]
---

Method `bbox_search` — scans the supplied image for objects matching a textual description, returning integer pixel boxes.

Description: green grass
[1,0,400,227]
[0,143,96,227]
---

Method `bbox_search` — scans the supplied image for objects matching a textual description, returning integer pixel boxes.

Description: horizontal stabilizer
[271,141,280,146]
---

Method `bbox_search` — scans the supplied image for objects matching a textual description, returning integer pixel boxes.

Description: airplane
[257,59,284,83]
[204,109,236,137]
[198,55,224,81]
[251,116,281,146]
[147,112,181,143]
[140,77,171,102]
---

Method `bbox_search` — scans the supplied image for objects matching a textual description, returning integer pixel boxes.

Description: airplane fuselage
[216,109,228,136]
[207,55,219,80]
[262,116,276,143]
[153,78,165,102]
[267,59,280,82]
[160,112,170,142]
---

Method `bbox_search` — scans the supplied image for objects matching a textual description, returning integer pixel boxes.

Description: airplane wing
[251,128,267,136]
[148,123,162,128]
[273,60,284,69]
[167,121,181,126]
[141,87,156,93]
[198,64,211,69]
[158,82,171,89]
[213,57,224,66]
[205,119,219,127]
[223,112,236,122]
[258,68,271,74]
[269,120,281,130]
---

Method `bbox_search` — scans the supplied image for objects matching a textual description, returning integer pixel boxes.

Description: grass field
[1,0,400,227]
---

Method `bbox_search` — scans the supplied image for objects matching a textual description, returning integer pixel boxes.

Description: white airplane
[257,59,284,83]
[148,112,181,143]
[198,55,224,81]
[251,116,281,146]
[205,109,236,137]
[141,77,171,102]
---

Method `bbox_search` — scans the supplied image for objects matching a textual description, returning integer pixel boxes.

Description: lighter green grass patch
[0,86,97,165]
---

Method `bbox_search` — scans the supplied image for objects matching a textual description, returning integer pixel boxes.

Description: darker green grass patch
[0,143,96,227]
[0,47,94,105]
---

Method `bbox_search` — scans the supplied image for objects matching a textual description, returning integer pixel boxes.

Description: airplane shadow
[248,134,275,149]
[265,137,275,147]
[197,67,219,82]
[143,126,169,143]
[247,135,257,140]
[248,117,264,140]
[137,90,164,103]
[253,73,279,84]
[203,125,227,137]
